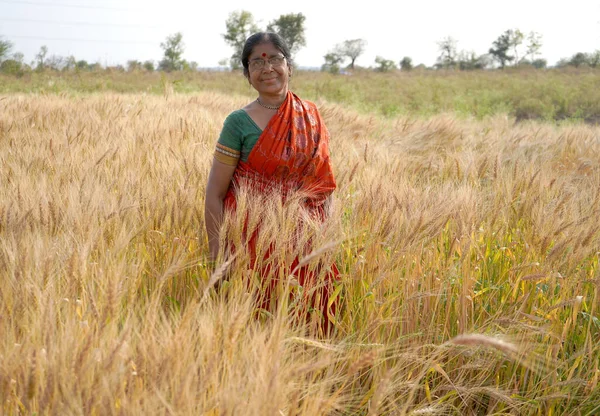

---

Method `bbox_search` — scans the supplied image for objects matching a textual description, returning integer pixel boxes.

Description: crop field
[1,71,600,415]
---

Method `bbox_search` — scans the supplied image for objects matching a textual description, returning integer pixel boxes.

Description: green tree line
[1,11,599,76]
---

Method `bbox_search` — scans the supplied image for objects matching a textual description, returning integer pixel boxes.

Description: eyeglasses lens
[250,57,284,71]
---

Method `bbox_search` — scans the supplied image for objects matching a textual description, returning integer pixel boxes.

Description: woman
[204,32,338,332]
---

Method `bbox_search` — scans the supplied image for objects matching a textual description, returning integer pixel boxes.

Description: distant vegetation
[1,10,599,76]
[2,68,600,124]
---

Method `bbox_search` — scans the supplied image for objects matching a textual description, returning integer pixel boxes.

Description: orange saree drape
[223,91,339,331]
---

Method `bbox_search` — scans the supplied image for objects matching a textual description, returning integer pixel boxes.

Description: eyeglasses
[248,56,286,71]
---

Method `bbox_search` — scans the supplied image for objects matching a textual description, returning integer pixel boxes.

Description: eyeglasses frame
[248,55,287,72]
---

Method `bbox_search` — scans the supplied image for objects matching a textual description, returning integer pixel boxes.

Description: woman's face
[247,42,291,97]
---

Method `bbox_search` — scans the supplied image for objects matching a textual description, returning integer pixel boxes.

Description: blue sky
[1,0,599,68]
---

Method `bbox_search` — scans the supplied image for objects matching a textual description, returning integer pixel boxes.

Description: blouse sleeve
[214,112,243,166]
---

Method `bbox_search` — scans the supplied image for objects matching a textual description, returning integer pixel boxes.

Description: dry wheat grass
[1,92,599,414]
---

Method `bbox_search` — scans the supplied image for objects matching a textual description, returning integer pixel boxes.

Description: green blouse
[217,109,262,163]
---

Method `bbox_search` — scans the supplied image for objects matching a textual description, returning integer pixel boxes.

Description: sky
[1,0,599,69]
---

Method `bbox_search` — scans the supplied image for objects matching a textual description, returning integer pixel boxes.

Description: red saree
[223,91,338,332]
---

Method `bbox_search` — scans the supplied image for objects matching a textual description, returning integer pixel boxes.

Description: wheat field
[1,90,599,415]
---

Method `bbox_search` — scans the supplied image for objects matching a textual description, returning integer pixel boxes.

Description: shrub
[374,56,396,72]
[0,59,24,76]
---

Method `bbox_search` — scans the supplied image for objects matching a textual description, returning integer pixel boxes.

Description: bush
[400,57,413,71]
[143,60,155,72]
[532,59,547,69]
[0,59,24,76]
[514,97,551,122]
[374,56,396,72]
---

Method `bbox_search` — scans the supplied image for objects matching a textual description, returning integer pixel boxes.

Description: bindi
[261,53,267,57]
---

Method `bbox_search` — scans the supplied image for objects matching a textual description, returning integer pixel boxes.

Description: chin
[261,79,281,87]
[260,85,286,94]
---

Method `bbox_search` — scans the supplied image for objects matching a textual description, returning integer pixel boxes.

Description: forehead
[249,42,282,59]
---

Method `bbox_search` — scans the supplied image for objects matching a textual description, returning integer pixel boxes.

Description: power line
[0,17,162,29]
[5,34,159,45]
[0,0,133,11]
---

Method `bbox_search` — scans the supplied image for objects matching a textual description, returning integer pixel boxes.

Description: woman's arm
[204,159,237,261]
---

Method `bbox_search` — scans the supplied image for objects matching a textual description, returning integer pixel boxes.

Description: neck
[257,91,287,107]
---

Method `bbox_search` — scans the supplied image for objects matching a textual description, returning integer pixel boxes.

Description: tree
[182,60,198,71]
[13,52,24,64]
[509,29,524,63]
[143,60,155,72]
[36,45,48,70]
[321,52,344,74]
[159,32,185,72]
[555,57,570,68]
[532,59,547,69]
[526,31,543,63]
[46,55,67,71]
[1,58,24,76]
[589,51,600,68]
[76,60,89,70]
[334,39,366,70]
[0,40,22,75]
[223,10,259,70]
[127,60,142,72]
[61,55,75,71]
[267,13,306,56]
[436,36,458,69]
[457,50,488,70]
[218,58,229,69]
[489,30,514,68]
[569,52,588,67]
[0,37,13,62]
[374,56,396,72]
[400,57,413,71]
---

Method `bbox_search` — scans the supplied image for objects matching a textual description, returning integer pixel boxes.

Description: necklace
[256,97,282,110]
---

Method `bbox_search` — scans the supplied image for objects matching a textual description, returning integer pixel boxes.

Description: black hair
[241,32,293,78]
